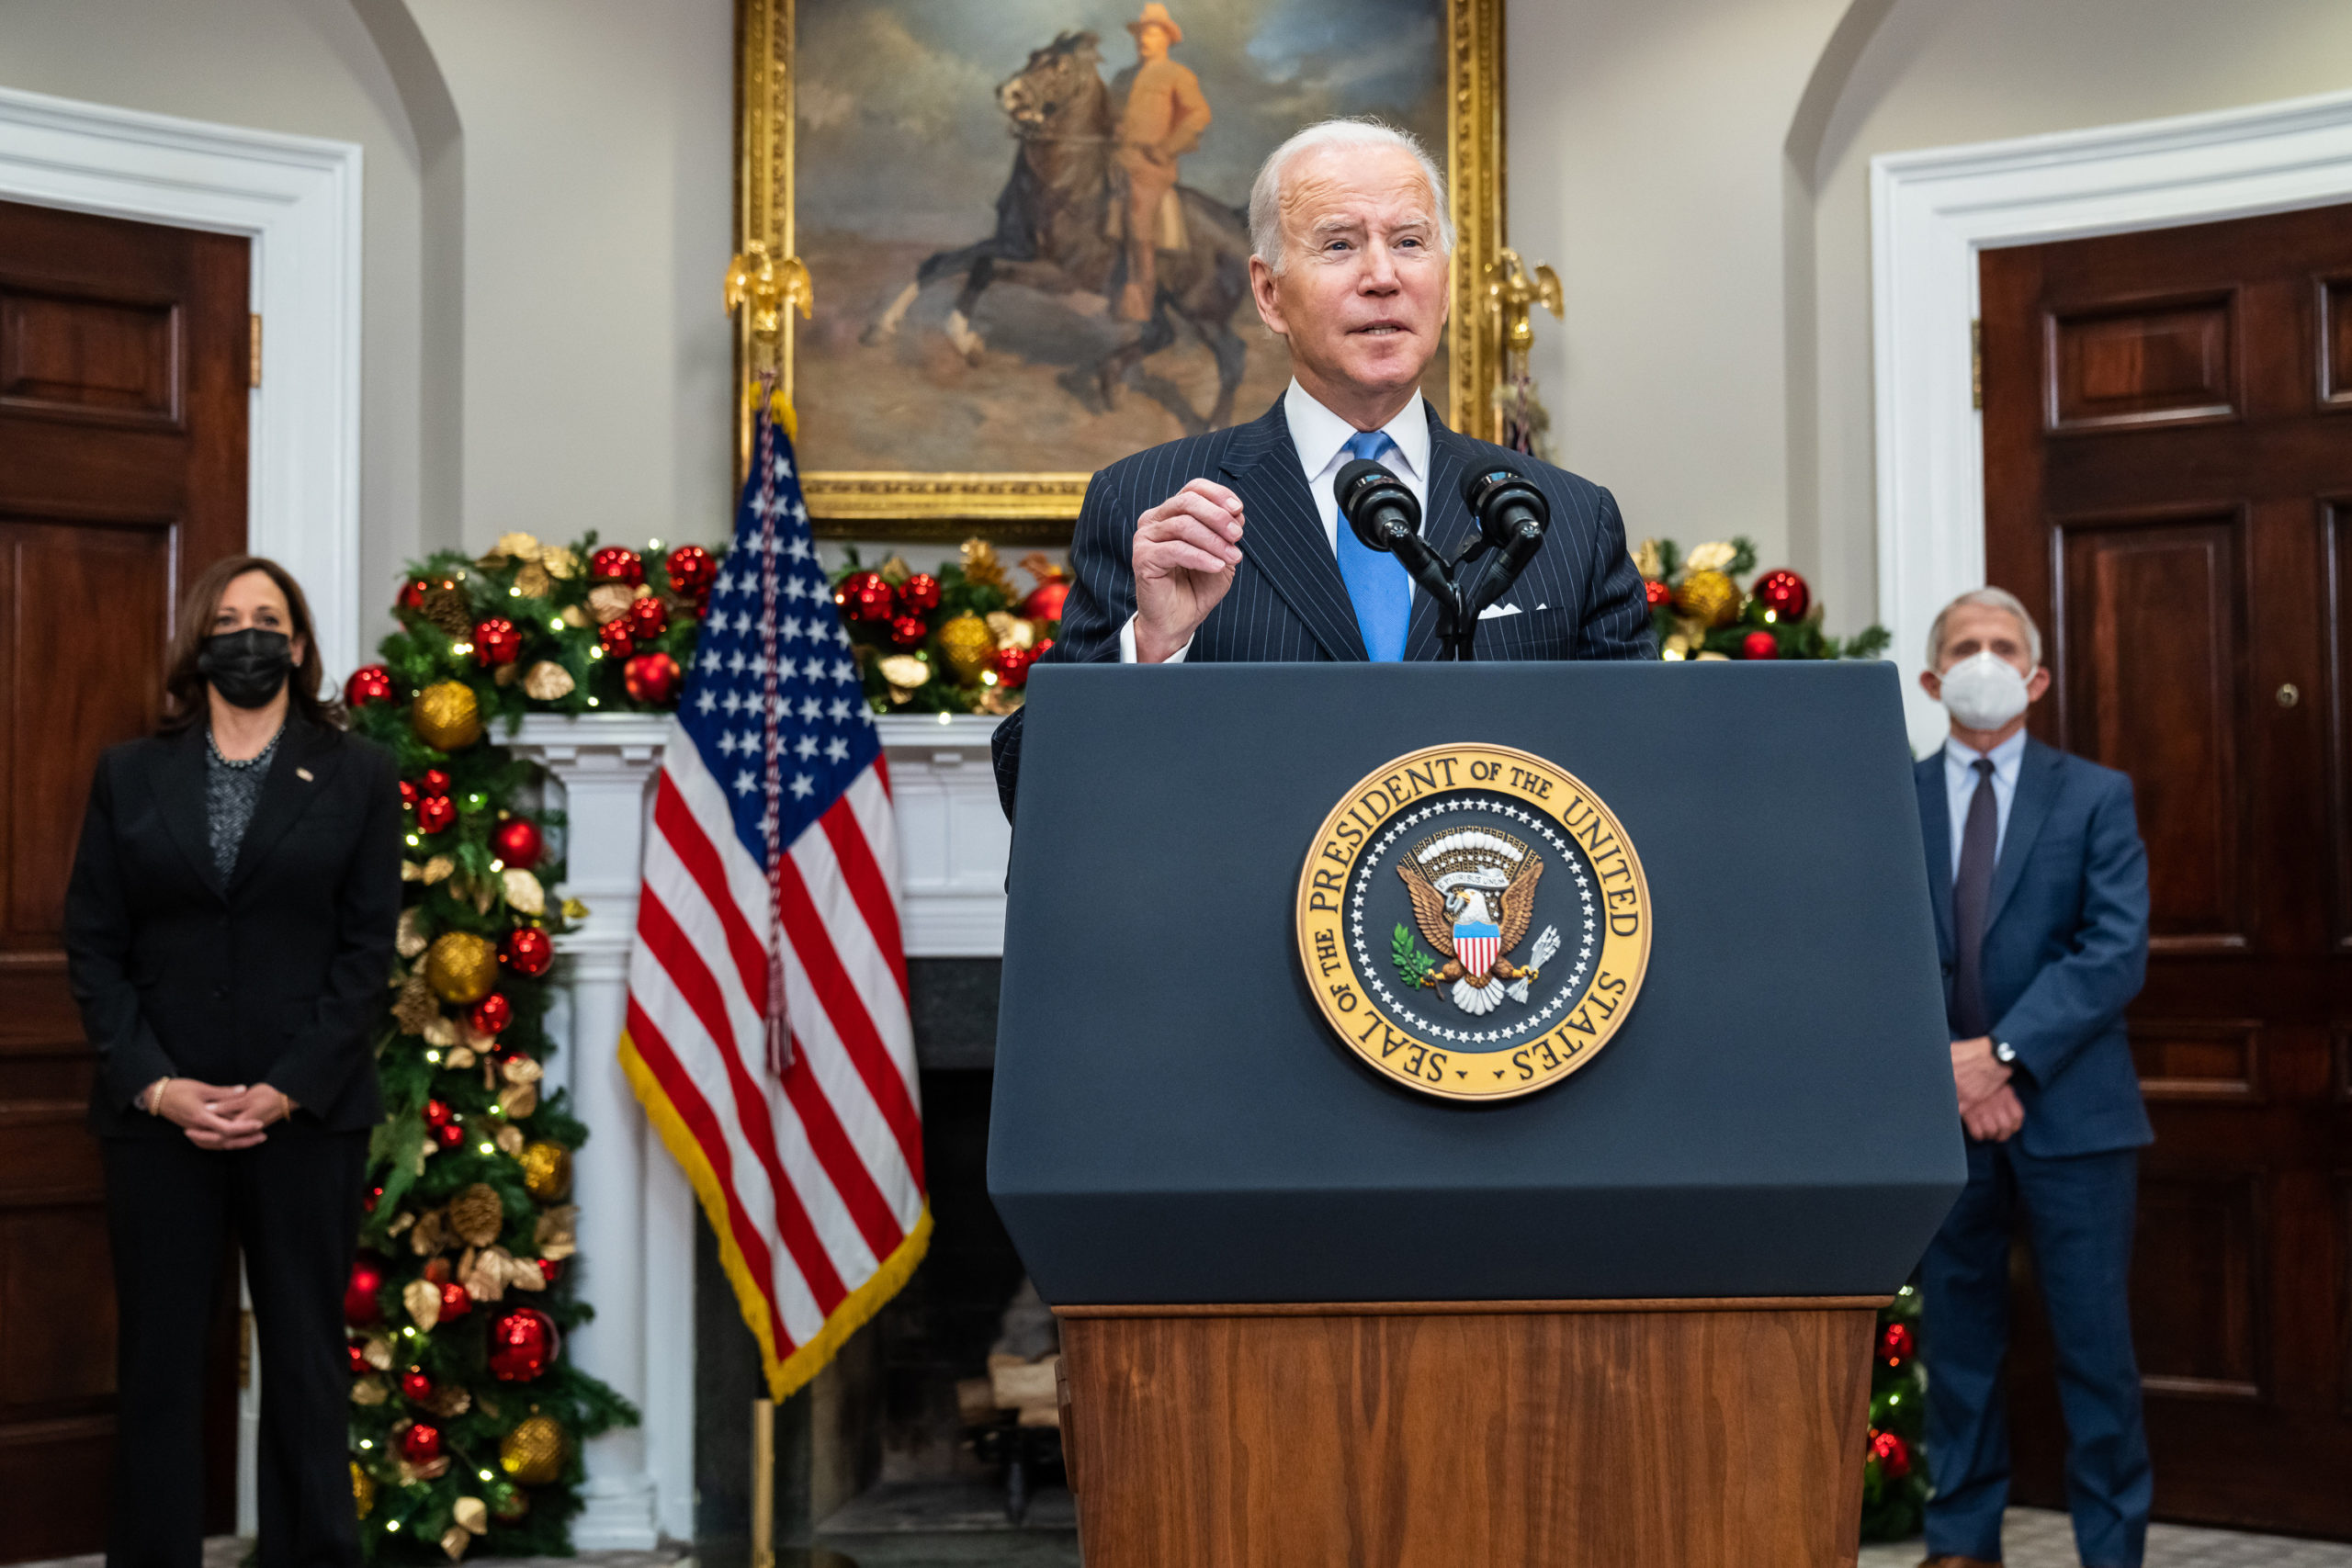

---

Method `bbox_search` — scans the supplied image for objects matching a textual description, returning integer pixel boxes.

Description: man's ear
[1918,667,1943,703]
[2025,665,2052,704]
[1248,254,1288,338]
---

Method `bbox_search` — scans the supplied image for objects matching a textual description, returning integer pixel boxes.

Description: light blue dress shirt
[1943,728,2027,881]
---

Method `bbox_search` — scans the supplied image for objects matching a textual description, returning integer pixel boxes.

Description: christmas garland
[831,539,1067,716]
[1635,537,1890,661]
[340,531,721,1559]
[1862,1286,1929,1539]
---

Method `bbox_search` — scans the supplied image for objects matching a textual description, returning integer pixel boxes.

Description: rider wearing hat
[1114,3,1212,321]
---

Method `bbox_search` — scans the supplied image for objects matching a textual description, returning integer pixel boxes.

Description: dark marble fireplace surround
[694,958,1030,1558]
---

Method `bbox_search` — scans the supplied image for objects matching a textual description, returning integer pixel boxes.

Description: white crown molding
[1871,86,2352,753]
[0,85,364,680]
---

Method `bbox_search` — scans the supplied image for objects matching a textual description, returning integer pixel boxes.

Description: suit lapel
[1219,404,1366,661]
[1403,408,1481,663]
[1984,739,2061,936]
[155,725,225,900]
[227,719,342,895]
[1917,756,1953,960]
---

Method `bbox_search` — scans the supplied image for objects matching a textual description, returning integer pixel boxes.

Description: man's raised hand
[1132,479,1245,662]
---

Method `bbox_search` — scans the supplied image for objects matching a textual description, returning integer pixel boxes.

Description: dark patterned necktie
[1951,758,1997,1039]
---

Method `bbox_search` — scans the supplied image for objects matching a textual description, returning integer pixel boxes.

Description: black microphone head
[1461,465,1550,550]
[1336,457,1421,553]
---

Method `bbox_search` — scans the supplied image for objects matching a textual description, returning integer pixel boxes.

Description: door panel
[1984,201,2352,1539]
[0,197,248,1561]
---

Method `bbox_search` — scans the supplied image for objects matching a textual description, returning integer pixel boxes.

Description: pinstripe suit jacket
[989,397,1655,817]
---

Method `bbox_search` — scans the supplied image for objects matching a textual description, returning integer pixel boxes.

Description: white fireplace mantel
[505,710,1009,1545]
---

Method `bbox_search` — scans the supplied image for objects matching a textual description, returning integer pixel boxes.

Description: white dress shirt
[1118,379,1432,662]
[1943,728,2027,880]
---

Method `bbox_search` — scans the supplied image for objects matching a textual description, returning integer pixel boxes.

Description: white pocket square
[1477,602,1521,620]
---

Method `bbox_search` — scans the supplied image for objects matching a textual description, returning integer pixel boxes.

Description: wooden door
[1981,203,2352,1540]
[0,197,250,1560]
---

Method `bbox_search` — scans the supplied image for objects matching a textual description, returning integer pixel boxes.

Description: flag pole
[752,1396,776,1568]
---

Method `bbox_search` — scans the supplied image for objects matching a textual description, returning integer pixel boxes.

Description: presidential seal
[1295,744,1652,1100]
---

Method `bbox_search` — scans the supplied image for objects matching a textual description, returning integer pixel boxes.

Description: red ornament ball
[1032,637,1055,662]
[1869,1427,1911,1481]
[590,546,644,585]
[472,616,525,668]
[492,818,545,871]
[415,795,457,835]
[487,1306,560,1382]
[398,780,419,811]
[346,1340,370,1376]
[423,1099,452,1129]
[438,1280,472,1320]
[623,650,681,706]
[1740,629,1781,660]
[625,595,669,641]
[345,1254,387,1325]
[536,1257,564,1285]
[365,1184,384,1213]
[1022,579,1070,624]
[596,617,637,660]
[500,926,556,978]
[1644,579,1673,609]
[992,646,1035,690]
[897,573,943,614]
[399,1420,444,1465]
[399,1368,434,1404]
[434,1122,467,1150]
[665,544,717,598]
[1881,1322,1916,1365]
[887,614,929,649]
[345,665,397,707]
[1750,568,1811,622]
[469,993,513,1035]
[422,769,452,795]
[834,571,895,624]
[399,578,433,613]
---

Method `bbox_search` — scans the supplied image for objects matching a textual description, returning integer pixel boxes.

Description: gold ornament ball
[519,1141,573,1201]
[499,1414,567,1486]
[413,681,483,751]
[1674,570,1742,629]
[936,615,996,684]
[352,1460,375,1519]
[426,931,500,1005]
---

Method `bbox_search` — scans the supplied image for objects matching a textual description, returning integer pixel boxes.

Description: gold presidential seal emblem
[1295,744,1652,1100]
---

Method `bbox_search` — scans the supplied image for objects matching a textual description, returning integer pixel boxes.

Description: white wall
[0,0,734,667]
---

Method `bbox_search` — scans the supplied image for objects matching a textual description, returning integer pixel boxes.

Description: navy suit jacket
[1916,736,2153,1157]
[990,397,1656,815]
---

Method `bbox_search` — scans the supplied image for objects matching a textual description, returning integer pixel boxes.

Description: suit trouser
[102,1126,368,1568]
[1920,1139,2151,1568]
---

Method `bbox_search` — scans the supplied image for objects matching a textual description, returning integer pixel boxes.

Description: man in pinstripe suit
[992,118,1654,817]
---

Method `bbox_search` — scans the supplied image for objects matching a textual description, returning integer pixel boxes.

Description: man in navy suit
[990,118,1652,814]
[1912,588,2153,1568]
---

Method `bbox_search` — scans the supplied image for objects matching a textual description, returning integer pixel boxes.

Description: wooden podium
[1054,1299,1880,1568]
[990,665,1962,1568]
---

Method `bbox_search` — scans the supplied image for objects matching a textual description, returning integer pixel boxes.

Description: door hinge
[1971,318,1982,411]
[249,312,263,389]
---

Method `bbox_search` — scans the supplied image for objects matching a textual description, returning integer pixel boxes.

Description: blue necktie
[1332,429,1410,661]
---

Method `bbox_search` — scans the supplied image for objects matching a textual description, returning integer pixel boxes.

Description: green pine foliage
[345,533,712,1559]
[1860,1282,1931,1541]
[1637,535,1891,661]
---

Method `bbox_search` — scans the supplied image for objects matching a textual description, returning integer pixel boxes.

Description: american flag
[619,403,928,1399]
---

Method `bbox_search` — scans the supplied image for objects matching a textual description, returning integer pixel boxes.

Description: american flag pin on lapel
[296,767,314,782]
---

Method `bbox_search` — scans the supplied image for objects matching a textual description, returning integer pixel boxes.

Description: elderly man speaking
[991,118,1652,813]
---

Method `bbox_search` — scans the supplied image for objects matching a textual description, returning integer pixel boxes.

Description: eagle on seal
[1398,853,1544,1015]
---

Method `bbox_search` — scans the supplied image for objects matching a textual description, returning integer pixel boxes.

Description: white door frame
[1871,87,2352,754]
[0,85,365,679]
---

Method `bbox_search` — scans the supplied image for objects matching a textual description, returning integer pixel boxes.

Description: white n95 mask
[1938,650,2030,730]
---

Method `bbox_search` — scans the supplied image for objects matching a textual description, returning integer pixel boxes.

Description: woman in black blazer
[66,555,401,1568]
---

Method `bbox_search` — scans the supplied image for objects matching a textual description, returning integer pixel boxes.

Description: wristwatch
[1992,1039,2019,1066]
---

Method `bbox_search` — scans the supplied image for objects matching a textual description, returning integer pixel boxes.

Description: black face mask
[198,626,294,709]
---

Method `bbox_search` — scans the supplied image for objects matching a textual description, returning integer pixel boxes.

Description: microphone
[1337,457,1453,604]
[1459,465,1551,615]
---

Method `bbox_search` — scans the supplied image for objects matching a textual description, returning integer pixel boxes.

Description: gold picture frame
[735,0,1508,542]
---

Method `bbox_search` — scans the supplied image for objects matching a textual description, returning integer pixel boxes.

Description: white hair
[1247,118,1454,274]
[1927,587,2043,669]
